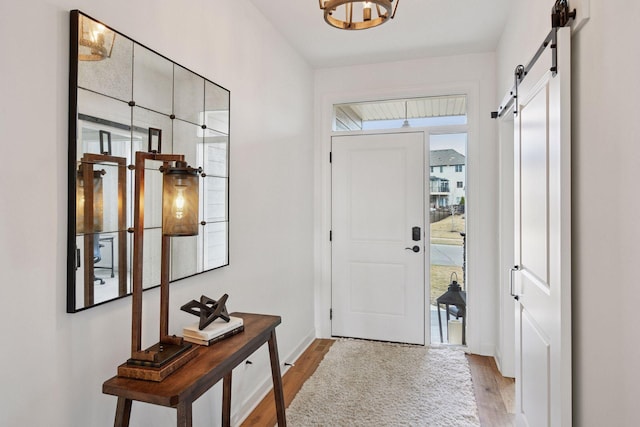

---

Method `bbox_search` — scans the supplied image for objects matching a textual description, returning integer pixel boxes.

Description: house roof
[430,149,465,167]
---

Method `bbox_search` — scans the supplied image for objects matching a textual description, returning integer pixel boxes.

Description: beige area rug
[285,339,480,426]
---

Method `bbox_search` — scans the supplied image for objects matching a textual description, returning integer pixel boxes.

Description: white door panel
[332,132,425,345]
[521,309,550,427]
[519,86,549,285]
[514,27,572,427]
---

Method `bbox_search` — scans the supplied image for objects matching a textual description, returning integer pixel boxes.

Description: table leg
[437,304,444,343]
[445,304,452,341]
[176,401,192,427]
[462,314,466,345]
[268,330,287,427]
[114,397,132,427]
[222,371,232,427]
[108,237,114,277]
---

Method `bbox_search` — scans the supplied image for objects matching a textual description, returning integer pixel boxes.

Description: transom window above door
[333,95,467,132]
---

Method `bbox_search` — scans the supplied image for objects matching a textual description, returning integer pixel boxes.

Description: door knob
[405,246,420,253]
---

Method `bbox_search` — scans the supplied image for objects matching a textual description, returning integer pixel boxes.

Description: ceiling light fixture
[402,101,410,127]
[319,0,399,30]
[78,15,115,61]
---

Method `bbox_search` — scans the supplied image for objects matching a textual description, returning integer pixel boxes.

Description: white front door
[331,132,425,345]
[514,27,572,426]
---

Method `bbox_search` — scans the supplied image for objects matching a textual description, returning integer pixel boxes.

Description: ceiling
[248,0,512,68]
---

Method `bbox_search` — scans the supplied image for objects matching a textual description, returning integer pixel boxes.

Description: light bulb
[91,23,106,42]
[363,1,372,21]
[174,186,186,219]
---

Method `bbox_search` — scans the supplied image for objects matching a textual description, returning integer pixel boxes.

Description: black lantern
[436,272,467,345]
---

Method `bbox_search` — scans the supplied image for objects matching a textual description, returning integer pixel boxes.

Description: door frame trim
[496,105,516,377]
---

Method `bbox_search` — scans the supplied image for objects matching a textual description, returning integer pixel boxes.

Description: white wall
[313,53,499,356]
[497,0,640,425]
[0,1,315,426]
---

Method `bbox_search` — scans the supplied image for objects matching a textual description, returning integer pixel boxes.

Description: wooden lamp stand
[77,129,128,306]
[117,130,201,381]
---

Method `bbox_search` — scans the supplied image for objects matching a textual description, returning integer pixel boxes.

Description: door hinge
[329,230,332,241]
[329,151,332,163]
[330,308,333,320]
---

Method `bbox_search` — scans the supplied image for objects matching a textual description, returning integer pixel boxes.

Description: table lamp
[118,128,202,381]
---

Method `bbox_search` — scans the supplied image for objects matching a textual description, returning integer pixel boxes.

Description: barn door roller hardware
[552,0,576,28]
[491,0,576,119]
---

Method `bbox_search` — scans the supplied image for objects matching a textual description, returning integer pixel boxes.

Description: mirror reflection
[68,10,229,312]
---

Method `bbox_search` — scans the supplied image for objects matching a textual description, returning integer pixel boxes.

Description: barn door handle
[405,246,420,253]
[510,265,520,301]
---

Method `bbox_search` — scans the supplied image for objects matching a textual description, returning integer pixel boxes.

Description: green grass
[430,265,464,305]
[430,214,466,245]
[429,214,465,305]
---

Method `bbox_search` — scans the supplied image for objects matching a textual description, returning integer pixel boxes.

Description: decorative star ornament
[180,293,230,330]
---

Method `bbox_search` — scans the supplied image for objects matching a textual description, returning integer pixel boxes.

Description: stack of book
[183,316,244,346]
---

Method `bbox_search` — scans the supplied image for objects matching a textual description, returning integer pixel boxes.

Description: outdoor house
[430,149,466,209]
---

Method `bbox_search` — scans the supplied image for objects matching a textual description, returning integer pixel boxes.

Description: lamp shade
[76,167,104,233]
[162,161,199,236]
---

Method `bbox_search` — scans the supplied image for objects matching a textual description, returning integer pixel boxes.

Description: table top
[103,312,281,407]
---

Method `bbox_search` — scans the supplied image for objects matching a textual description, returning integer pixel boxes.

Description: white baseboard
[494,345,504,374]
[234,327,316,426]
[473,342,496,357]
[493,344,515,378]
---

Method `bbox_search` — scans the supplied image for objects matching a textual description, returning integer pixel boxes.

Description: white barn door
[513,27,572,426]
[331,132,425,345]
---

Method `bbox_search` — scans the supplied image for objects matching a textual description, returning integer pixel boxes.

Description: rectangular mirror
[68,10,230,312]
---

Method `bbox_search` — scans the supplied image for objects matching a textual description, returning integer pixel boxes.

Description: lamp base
[117,342,199,382]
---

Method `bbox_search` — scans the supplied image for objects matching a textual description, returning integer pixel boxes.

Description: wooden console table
[103,312,286,427]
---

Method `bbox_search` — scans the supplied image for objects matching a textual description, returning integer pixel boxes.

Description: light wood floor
[466,353,515,426]
[241,339,514,427]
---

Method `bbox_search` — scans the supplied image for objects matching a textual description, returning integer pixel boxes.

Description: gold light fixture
[319,0,399,30]
[78,15,115,61]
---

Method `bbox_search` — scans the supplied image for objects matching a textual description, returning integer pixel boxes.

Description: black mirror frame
[67,10,230,313]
